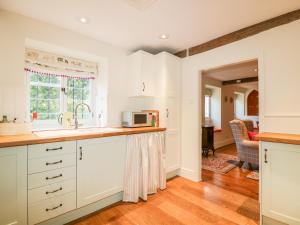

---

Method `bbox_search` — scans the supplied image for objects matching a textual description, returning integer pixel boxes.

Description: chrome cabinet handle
[142,82,145,92]
[45,203,63,212]
[46,147,62,152]
[264,149,268,163]
[46,187,62,195]
[166,108,169,118]
[46,160,62,166]
[45,174,62,180]
[79,147,83,160]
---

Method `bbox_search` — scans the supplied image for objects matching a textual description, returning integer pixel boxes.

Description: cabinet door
[261,142,300,225]
[0,146,27,225]
[77,136,126,208]
[165,130,180,173]
[141,52,156,96]
[165,53,181,97]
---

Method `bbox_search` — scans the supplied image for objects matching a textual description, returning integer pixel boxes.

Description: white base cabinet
[261,142,300,225]
[77,136,126,208]
[0,146,27,225]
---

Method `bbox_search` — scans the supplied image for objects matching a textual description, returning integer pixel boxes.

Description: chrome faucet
[74,103,92,129]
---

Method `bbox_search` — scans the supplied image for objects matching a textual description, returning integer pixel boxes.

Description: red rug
[202,153,238,174]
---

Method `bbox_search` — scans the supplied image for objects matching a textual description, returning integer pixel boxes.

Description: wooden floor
[72,144,259,225]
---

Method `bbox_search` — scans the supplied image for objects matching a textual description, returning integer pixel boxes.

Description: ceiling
[203,59,258,81]
[1,0,300,54]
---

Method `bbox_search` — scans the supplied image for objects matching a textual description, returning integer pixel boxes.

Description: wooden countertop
[0,127,166,148]
[257,132,300,145]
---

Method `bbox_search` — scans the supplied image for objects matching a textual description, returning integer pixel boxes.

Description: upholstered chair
[229,120,259,168]
[242,119,254,132]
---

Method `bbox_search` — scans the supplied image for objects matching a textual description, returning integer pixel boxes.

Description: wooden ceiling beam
[175,9,300,57]
[222,76,258,85]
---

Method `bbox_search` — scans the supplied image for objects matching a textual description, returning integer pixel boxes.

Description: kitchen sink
[34,127,122,138]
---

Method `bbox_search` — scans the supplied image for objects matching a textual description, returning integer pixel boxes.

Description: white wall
[0,9,148,127]
[181,19,300,181]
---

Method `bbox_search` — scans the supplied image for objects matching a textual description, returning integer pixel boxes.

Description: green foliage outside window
[29,73,92,121]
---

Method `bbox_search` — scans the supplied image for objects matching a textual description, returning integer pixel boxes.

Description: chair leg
[238,161,244,168]
[248,163,253,171]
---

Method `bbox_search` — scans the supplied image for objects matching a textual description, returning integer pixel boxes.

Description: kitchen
[1,1,300,225]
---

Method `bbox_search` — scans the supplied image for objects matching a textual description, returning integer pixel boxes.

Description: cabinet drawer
[28,141,76,159]
[28,192,76,225]
[28,166,76,189]
[28,153,76,174]
[28,179,76,205]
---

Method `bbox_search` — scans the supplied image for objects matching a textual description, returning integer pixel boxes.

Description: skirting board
[214,138,234,149]
[39,192,123,225]
[180,167,201,182]
[262,216,288,225]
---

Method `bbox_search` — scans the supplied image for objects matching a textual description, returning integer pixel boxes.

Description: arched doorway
[247,90,259,116]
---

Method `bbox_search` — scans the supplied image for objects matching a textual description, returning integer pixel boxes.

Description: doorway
[200,59,260,224]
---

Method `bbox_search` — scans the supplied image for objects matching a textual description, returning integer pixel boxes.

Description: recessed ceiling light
[159,33,170,40]
[79,17,88,24]
[254,68,258,72]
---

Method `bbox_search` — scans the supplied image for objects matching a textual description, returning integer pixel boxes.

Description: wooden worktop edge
[0,127,166,148]
[257,132,300,145]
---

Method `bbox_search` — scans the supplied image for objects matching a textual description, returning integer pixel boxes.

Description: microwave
[122,111,151,128]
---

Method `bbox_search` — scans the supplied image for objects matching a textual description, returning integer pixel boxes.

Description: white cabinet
[27,141,77,225]
[261,142,300,225]
[0,146,27,225]
[77,136,126,208]
[156,52,181,174]
[128,50,157,97]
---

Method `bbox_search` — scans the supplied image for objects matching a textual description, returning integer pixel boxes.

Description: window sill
[214,128,222,133]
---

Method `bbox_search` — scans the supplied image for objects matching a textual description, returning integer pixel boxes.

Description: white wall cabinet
[77,136,126,208]
[0,146,27,225]
[128,50,157,97]
[261,141,300,225]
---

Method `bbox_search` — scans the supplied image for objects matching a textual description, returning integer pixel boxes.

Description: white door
[77,136,126,208]
[0,146,27,225]
[261,142,300,225]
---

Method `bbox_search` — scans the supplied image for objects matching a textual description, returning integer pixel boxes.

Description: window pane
[205,96,210,118]
[49,100,60,113]
[38,86,49,99]
[29,73,61,121]
[30,86,38,98]
[38,75,50,84]
[66,78,91,120]
[49,87,60,99]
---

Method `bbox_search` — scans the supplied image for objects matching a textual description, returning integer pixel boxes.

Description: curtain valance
[25,48,98,79]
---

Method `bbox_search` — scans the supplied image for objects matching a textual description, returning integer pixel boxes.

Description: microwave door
[133,113,149,127]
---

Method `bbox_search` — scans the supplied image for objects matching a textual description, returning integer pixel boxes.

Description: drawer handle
[264,149,268,163]
[46,147,63,152]
[46,187,62,195]
[45,203,63,212]
[46,160,63,166]
[45,174,62,180]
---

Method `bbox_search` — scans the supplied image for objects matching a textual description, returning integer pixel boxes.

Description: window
[29,72,93,122]
[204,95,211,118]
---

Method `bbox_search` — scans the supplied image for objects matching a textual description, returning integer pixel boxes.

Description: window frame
[26,72,97,127]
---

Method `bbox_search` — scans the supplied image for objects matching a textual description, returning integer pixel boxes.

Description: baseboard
[214,138,234,149]
[179,167,201,182]
[39,192,123,225]
[166,168,180,179]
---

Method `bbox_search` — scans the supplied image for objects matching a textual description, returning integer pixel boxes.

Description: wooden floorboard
[72,144,259,225]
